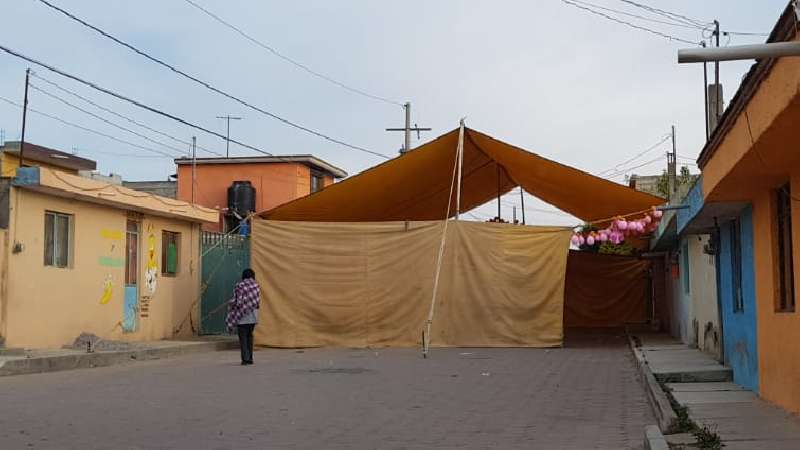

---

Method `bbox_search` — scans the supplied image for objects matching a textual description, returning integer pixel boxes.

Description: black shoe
[245,361,254,365]
[241,361,248,366]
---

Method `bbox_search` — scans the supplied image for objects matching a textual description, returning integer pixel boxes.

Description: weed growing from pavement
[659,383,724,448]
[693,424,723,449]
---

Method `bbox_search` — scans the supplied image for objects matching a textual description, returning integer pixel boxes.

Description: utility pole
[668,125,677,201]
[216,115,242,158]
[385,102,431,154]
[702,41,709,141]
[19,68,30,168]
[520,188,526,225]
[191,136,197,204]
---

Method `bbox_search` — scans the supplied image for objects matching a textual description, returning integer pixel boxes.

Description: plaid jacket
[226,278,261,331]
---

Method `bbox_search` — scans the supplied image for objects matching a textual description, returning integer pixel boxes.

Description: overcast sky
[0,0,789,224]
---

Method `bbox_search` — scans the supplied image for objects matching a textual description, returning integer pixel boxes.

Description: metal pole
[520,188,526,225]
[714,20,721,125]
[19,68,30,168]
[496,163,501,220]
[678,41,800,63]
[668,125,677,199]
[513,206,517,224]
[191,136,197,204]
[702,42,709,141]
[455,119,465,219]
[225,117,230,158]
[404,102,411,153]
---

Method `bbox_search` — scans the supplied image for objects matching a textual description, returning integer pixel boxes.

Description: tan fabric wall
[252,220,571,348]
[563,251,650,328]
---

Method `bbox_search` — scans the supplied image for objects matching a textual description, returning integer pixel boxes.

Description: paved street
[0,330,652,449]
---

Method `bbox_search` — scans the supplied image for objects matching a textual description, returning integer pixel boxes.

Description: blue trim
[677,177,704,234]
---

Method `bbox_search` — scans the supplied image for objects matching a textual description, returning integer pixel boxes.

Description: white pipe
[678,42,800,63]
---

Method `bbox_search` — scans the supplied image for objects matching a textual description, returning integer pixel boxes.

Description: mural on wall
[145,224,158,295]
[98,229,123,304]
[100,275,114,305]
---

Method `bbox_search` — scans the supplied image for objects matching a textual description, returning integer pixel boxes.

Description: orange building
[174,155,347,232]
[696,4,800,413]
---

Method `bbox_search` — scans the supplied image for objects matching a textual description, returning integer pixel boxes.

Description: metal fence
[200,231,250,334]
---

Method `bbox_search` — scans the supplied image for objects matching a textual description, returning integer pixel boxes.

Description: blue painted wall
[677,177,704,234]
[718,205,759,392]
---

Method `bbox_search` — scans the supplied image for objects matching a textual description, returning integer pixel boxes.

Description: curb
[643,425,669,450]
[625,329,679,434]
[0,339,237,377]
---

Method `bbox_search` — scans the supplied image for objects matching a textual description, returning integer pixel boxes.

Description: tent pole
[520,188,526,225]
[496,163,501,220]
[455,119,465,220]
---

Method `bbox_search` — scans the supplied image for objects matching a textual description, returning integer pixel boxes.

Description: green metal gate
[200,232,250,335]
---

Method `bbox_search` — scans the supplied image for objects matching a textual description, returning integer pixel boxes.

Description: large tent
[253,126,663,349]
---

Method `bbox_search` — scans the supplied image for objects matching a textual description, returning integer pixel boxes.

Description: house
[1,141,96,176]
[678,2,800,413]
[173,155,347,232]
[649,178,721,361]
[0,165,216,349]
[122,180,177,199]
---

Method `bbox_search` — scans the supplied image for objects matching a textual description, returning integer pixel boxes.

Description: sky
[0,0,790,225]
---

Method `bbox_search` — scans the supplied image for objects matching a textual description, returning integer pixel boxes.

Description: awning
[262,127,664,224]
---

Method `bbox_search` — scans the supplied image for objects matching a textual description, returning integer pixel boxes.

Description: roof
[262,127,664,223]
[174,155,347,178]
[697,1,799,168]
[13,166,217,223]
[1,141,96,171]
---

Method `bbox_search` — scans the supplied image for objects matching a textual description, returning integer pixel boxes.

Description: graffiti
[139,295,151,318]
[99,275,114,305]
[98,256,125,267]
[145,225,158,295]
[101,229,124,240]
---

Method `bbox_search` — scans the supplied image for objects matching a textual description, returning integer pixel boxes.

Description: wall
[718,206,759,392]
[3,188,201,348]
[753,174,800,414]
[0,229,6,344]
[176,162,311,231]
[688,235,721,358]
[0,153,78,178]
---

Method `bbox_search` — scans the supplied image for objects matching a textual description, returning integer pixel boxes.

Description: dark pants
[237,324,255,363]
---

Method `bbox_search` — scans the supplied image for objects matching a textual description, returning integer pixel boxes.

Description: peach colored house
[174,156,347,232]
[0,166,216,349]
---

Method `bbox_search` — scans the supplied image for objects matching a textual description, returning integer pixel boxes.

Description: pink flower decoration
[586,236,595,246]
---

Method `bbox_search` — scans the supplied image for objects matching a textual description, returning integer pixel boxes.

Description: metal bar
[19,68,30,168]
[702,42,709,141]
[678,41,800,63]
[520,188,526,225]
[455,120,465,219]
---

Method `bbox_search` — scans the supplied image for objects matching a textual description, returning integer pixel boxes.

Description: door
[123,219,139,332]
[200,232,250,334]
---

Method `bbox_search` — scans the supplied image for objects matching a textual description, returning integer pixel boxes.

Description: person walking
[226,268,261,365]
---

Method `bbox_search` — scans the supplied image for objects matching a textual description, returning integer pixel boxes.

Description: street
[0,330,652,449]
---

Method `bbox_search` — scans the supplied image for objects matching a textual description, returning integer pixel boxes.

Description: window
[310,171,324,193]
[125,220,139,285]
[776,183,795,312]
[681,241,690,294]
[44,211,71,268]
[730,218,744,313]
[161,231,180,276]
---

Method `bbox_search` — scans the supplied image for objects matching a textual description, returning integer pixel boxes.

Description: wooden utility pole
[386,102,431,154]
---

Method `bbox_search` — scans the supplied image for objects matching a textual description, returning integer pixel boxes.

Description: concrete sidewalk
[632,331,800,449]
[0,336,236,377]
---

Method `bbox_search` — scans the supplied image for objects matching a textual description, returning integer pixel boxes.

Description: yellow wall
[3,188,201,348]
[0,153,78,178]
[0,229,6,342]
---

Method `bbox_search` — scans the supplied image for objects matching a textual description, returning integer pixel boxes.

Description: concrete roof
[13,167,217,223]
[174,155,348,178]
[2,141,96,171]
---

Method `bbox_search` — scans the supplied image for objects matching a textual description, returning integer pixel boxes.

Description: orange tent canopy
[261,127,664,223]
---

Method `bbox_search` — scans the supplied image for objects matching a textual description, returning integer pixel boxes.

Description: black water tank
[227,181,256,217]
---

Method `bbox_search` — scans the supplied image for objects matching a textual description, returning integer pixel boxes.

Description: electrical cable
[561,0,700,45]
[180,0,403,108]
[616,0,711,28]
[30,72,222,157]
[35,0,391,160]
[0,94,183,159]
[0,43,274,157]
[605,155,663,178]
[567,0,700,29]
[29,82,189,157]
[595,134,670,176]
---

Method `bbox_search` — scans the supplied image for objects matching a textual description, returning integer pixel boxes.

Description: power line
[29,82,188,157]
[30,72,222,157]
[35,0,391,160]
[616,0,710,28]
[595,134,670,176]
[605,155,664,178]
[0,94,184,159]
[567,0,699,30]
[0,43,276,157]
[560,0,700,45]
[180,0,403,108]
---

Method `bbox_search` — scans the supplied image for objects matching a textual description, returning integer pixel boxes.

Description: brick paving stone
[0,329,653,449]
